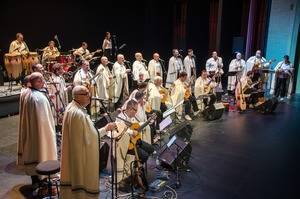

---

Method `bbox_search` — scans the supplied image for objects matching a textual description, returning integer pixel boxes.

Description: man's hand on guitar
[105,122,117,132]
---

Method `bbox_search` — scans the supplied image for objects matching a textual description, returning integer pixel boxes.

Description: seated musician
[9,33,29,55]
[115,99,154,185]
[73,42,92,61]
[194,69,217,109]
[42,40,60,63]
[235,71,263,108]
[171,71,199,121]
[148,76,169,113]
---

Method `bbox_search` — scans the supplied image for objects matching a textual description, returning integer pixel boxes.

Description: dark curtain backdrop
[0,0,247,80]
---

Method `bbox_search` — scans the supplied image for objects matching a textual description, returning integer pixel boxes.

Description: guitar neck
[137,115,155,132]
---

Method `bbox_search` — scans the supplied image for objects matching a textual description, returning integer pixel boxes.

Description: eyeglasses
[75,92,90,96]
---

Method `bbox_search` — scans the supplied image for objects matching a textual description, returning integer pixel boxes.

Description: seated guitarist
[115,99,154,185]
[170,71,199,121]
[194,69,217,108]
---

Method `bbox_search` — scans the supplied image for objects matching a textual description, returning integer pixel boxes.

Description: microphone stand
[95,99,118,198]
[159,59,166,83]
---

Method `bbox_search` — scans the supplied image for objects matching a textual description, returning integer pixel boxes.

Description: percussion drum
[4,53,23,79]
[22,52,40,74]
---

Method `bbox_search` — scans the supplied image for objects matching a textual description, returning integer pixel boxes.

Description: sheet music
[159,115,172,131]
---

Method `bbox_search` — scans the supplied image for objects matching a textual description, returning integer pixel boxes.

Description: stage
[0,96,299,198]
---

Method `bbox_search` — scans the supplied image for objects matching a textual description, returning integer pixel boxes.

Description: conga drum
[4,53,23,80]
[23,52,40,74]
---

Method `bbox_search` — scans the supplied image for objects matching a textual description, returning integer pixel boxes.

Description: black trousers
[128,140,154,164]
[184,94,199,115]
[203,94,217,107]
[275,77,287,98]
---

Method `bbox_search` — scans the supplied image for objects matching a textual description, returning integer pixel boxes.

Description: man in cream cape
[227,52,246,92]
[60,85,116,199]
[112,54,130,107]
[166,49,184,88]
[17,72,57,185]
[96,56,114,105]
[148,53,163,81]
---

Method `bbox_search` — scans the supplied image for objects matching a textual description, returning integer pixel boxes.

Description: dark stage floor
[170,96,300,198]
[0,96,299,198]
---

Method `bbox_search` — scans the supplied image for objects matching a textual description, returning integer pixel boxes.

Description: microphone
[108,61,114,65]
[91,97,104,101]
[124,60,131,64]
[119,43,127,50]
[191,54,196,58]
[159,58,165,62]
[141,59,148,63]
[54,34,61,50]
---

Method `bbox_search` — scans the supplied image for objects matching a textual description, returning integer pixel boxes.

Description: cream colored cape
[60,101,106,199]
[17,88,57,175]
[112,62,129,103]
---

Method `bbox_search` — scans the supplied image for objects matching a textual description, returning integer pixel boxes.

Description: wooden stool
[36,160,60,198]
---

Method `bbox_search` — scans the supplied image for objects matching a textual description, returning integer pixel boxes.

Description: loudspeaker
[158,136,192,170]
[168,122,193,141]
[99,141,109,171]
[255,97,278,114]
[202,102,224,121]
[94,110,119,129]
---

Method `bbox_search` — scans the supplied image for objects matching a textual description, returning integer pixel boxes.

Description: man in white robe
[17,72,57,186]
[183,49,196,79]
[60,85,116,199]
[270,55,294,100]
[112,54,130,107]
[166,49,184,88]
[245,50,270,73]
[73,60,99,118]
[148,53,163,81]
[96,56,114,103]
[48,63,70,125]
[9,33,29,55]
[227,52,246,92]
[73,42,92,60]
[115,99,154,184]
[42,40,60,64]
[132,52,150,82]
[194,70,217,110]
[206,51,224,89]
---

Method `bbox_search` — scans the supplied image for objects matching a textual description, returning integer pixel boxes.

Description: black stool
[36,160,60,198]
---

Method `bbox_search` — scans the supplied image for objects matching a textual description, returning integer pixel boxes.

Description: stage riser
[0,94,19,117]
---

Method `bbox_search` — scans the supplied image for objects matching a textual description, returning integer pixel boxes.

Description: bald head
[135,52,142,61]
[153,53,160,61]
[101,56,108,65]
[117,54,124,64]
[30,72,45,89]
[72,85,90,107]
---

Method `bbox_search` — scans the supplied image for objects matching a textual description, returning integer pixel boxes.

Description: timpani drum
[22,52,40,73]
[4,53,23,80]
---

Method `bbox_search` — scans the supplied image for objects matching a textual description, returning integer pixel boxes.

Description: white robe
[48,73,68,125]
[96,64,113,101]
[9,40,29,54]
[170,79,186,116]
[270,61,294,98]
[183,56,195,79]
[60,101,106,199]
[112,62,129,103]
[132,60,150,81]
[245,56,269,74]
[166,56,183,88]
[227,59,246,91]
[148,82,162,111]
[148,59,163,81]
[205,57,224,73]
[115,112,135,183]
[17,88,57,175]
[194,77,217,110]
